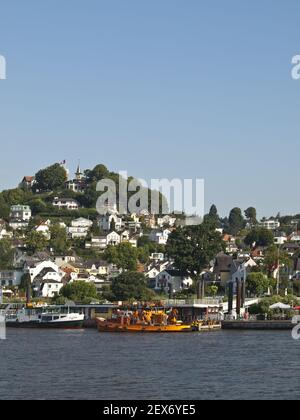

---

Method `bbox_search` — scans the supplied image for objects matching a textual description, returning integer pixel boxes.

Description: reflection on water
[0,329,299,400]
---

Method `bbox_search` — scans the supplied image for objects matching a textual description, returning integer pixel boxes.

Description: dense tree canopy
[246,272,272,296]
[104,243,138,271]
[228,207,245,235]
[244,228,274,247]
[25,231,48,254]
[35,163,67,192]
[204,204,220,227]
[60,281,98,304]
[166,221,225,279]
[0,239,14,269]
[263,245,292,277]
[110,272,155,301]
[244,207,257,225]
[50,224,70,255]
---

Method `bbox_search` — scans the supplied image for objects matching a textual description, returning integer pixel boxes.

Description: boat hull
[6,320,84,329]
[96,318,192,333]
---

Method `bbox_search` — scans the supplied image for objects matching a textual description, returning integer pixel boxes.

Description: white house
[289,232,300,242]
[53,197,79,211]
[150,253,165,261]
[85,236,107,250]
[9,205,32,230]
[146,260,172,279]
[145,266,161,279]
[53,255,77,267]
[154,270,193,294]
[34,220,51,239]
[149,229,171,245]
[0,220,12,240]
[65,165,87,193]
[118,231,138,248]
[121,230,130,241]
[10,205,32,221]
[85,260,110,276]
[85,232,121,250]
[259,219,280,230]
[106,231,121,246]
[39,281,64,298]
[99,213,123,232]
[243,257,258,269]
[274,232,287,245]
[157,215,177,228]
[24,260,64,283]
[68,217,93,239]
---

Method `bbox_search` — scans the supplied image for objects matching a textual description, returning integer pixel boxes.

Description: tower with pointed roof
[75,163,84,181]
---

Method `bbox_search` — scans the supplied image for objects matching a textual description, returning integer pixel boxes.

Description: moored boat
[96,308,193,333]
[6,308,85,329]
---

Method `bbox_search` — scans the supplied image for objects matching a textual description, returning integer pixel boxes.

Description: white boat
[6,307,85,329]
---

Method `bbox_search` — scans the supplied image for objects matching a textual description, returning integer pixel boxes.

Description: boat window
[53,316,60,320]
[42,316,53,322]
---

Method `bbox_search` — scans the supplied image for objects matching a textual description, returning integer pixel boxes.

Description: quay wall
[222,320,294,330]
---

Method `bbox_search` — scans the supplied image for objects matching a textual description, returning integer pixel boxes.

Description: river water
[0,329,299,400]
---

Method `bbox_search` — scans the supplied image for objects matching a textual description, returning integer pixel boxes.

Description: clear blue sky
[0,0,299,217]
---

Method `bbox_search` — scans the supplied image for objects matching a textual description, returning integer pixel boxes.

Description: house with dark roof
[213,253,234,284]
[153,269,193,294]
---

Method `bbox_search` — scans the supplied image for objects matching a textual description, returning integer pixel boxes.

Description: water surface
[0,329,299,400]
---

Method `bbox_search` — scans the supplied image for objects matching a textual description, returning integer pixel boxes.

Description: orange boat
[95,308,192,333]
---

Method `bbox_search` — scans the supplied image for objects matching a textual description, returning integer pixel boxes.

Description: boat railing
[162,298,222,306]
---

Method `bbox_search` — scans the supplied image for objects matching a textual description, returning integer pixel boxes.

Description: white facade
[106,231,121,246]
[274,235,287,245]
[53,256,77,266]
[150,253,165,261]
[289,232,300,242]
[34,220,51,239]
[52,198,79,210]
[68,227,90,239]
[65,180,86,193]
[9,220,29,230]
[25,260,63,283]
[85,236,107,250]
[98,213,123,232]
[0,222,12,240]
[149,229,171,245]
[157,215,177,228]
[154,270,193,293]
[68,217,93,239]
[86,231,121,250]
[10,205,32,221]
[71,218,93,228]
[40,281,64,298]
[259,220,280,230]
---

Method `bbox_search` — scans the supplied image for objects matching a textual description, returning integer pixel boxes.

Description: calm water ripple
[0,329,299,400]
